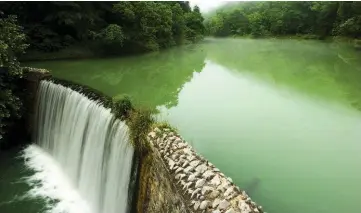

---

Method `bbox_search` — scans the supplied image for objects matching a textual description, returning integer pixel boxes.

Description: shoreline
[206,35,360,44]
[22,36,360,63]
[20,40,202,63]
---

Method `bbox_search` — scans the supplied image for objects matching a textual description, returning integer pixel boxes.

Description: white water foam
[23,145,93,213]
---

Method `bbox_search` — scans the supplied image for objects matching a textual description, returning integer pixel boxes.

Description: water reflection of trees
[31,44,206,110]
[205,39,361,110]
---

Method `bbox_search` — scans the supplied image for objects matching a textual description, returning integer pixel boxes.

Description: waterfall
[27,80,134,213]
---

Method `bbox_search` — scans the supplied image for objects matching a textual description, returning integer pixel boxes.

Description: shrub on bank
[112,94,156,157]
[128,108,155,156]
[112,94,133,120]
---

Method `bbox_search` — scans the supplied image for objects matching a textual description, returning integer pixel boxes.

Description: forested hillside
[205,1,361,39]
[0,1,205,145]
[0,1,205,57]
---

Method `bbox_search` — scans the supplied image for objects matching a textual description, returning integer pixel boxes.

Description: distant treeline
[0,1,205,55]
[205,1,361,39]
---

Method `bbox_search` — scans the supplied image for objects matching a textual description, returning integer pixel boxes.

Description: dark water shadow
[244,177,261,196]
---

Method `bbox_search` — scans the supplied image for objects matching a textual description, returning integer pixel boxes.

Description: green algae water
[0,148,46,213]
[27,38,361,213]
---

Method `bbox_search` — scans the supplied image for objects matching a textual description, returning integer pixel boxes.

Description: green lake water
[27,38,361,213]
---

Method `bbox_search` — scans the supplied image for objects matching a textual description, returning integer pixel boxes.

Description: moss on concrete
[136,150,189,213]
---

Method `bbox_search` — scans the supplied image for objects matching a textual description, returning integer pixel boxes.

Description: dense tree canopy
[0,1,205,55]
[0,13,28,144]
[205,1,361,39]
[0,1,205,145]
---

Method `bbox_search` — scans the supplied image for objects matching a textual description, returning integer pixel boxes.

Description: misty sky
[189,0,228,13]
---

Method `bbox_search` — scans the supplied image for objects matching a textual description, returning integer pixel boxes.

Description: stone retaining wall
[23,68,51,136]
[147,126,265,213]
